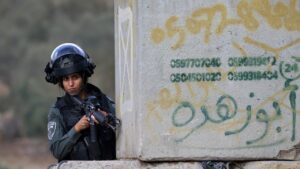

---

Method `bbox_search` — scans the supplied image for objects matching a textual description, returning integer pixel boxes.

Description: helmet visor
[50,43,88,66]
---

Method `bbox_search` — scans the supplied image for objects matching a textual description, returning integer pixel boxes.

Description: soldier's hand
[74,115,90,133]
[92,109,108,124]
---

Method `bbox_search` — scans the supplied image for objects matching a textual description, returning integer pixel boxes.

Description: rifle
[72,95,120,143]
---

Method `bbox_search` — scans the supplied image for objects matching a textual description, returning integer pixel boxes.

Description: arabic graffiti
[144,0,300,149]
[171,56,300,143]
[145,36,300,147]
[279,56,300,141]
[150,0,300,49]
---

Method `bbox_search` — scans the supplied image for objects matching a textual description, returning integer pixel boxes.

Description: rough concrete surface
[115,0,300,161]
[48,160,300,169]
[48,160,203,169]
[242,161,300,169]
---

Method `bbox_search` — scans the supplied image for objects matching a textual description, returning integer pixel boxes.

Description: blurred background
[0,0,114,168]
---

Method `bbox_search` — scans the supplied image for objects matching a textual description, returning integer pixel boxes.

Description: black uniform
[47,83,116,161]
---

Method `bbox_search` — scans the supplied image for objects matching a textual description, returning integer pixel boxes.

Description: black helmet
[44,43,96,84]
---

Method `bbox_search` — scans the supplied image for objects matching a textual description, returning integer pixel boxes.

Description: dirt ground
[0,138,56,169]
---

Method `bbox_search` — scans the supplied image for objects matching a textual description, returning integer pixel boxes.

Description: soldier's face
[62,73,83,95]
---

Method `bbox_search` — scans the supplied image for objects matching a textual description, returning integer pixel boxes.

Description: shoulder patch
[48,121,56,140]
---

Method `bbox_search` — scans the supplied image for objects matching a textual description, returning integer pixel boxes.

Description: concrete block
[54,160,140,169]
[51,160,203,169]
[242,161,300,169]
[47,160,300,169]
[115,0,300,161]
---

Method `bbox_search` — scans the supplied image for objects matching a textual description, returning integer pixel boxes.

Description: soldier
[44,43,117,161]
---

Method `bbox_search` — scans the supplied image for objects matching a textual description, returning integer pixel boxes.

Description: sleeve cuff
[67,127,82,143]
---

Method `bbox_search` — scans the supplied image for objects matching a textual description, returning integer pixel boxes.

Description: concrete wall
[115,0,140,159]
[115,0,300,161]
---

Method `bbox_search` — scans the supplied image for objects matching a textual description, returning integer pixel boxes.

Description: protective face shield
[44,43,96,84]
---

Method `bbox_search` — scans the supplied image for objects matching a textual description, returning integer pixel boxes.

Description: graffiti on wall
[118,6,134,114]
[146,0,300,149]
[147,54,300,148]
[151,0,300,50]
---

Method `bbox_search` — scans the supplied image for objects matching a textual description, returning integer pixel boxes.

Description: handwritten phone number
[170,70,278,83]
[228,70,278,81]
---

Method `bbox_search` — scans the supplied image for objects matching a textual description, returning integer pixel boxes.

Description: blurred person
[44,43,117,161]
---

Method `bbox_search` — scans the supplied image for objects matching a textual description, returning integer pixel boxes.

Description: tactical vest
[55,84,116,161]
